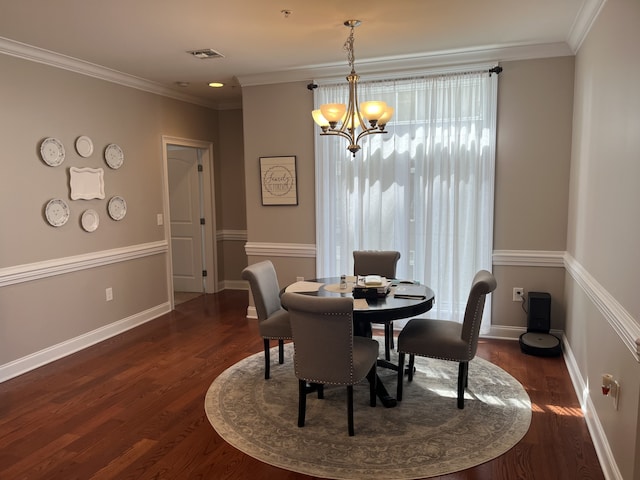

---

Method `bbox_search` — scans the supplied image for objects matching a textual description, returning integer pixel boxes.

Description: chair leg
[366,364,377,407]
[263,338,270,380]
[298,379,307,427]
[397,352,405,401]
[458,362,468,409]
[317,383,324,399]
[347,385,354,436]
[408,354,415,382]
[278,339,285,364]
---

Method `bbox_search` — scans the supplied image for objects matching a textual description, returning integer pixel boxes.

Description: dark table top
[285,277,435,324]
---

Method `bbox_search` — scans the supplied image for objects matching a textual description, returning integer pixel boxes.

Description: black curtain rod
[307,65,504,90]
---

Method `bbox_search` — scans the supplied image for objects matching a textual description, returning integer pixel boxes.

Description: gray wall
[0,53,246,370]
[492,57,574,333]
[566,0,640,478]
[242,81,317,283]
[216,108,247,285]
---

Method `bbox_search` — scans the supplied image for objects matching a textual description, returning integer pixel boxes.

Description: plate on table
[45,198,70,227]
[104,143,124,169]
[40,137,66,166]
[107,195,127,221]
[75,135,94,158]
[81,209,100,232]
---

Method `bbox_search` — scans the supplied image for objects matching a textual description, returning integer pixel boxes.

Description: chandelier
[312,20,394,156]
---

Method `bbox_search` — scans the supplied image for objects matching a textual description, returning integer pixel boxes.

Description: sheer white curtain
[315,69,498,331]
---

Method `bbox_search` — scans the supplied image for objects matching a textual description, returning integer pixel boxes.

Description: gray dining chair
[281,292,378,436]
[396,270,497,408]
[353,250,401,360]
[241,260,292,380]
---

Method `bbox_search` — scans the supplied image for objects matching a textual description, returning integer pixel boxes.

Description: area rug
[204,342,531,479]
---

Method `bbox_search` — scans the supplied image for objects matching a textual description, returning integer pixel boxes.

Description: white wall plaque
[69,167,105,200]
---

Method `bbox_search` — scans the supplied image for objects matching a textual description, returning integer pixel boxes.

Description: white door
[168,147,204,293]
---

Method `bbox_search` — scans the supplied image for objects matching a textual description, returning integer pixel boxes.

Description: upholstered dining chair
[353,250,401,360]
[280,292,378,436]
[396,270,497,409]
[241,260,292,380]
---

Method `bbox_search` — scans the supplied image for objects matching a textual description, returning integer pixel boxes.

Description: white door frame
[162,136,218,309]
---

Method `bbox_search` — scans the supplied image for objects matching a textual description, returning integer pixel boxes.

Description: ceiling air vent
[187,48,224,59]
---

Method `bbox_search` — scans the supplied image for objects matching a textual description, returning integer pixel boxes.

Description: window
[315,69,498,330]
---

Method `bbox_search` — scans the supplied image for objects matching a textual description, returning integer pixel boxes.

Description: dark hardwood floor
[0,290,605,479]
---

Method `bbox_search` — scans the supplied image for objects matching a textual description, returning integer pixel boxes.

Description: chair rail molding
[216,229,247,242]
[0,241,168,287]
[244,242,316,258]
[564,253,640,363]
[493,249,639,361]
[492,249,565,267]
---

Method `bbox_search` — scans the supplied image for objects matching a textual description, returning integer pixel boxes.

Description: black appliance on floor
[519,292,562,356]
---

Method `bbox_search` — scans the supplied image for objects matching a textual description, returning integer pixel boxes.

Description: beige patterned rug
[205,342,531,479]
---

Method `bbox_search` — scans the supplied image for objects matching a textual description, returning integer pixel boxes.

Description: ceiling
[0,0,602,109]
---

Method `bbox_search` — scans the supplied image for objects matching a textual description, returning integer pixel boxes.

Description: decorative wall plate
[81,209,100,232]
[104,143,124,169]
[75,135,94,158]
[107,195,127,221]
[45,198,70,227]
[40,137,66,167]
[69,167,105,200]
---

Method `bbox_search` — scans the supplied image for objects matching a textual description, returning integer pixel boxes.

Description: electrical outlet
[512,287,524,302]
[106,287,113,301]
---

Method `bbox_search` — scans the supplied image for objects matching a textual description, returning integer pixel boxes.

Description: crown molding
[237,42,574,87]
[0,36,218,110]
[567,0,607,52]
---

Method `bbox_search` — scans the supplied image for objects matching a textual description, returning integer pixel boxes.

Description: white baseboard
[562,335,622,480]
[219,279,248,291]
[0,302,171,383]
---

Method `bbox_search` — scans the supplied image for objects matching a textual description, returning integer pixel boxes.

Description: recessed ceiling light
[208,82,224,88]
[175,81,190,87]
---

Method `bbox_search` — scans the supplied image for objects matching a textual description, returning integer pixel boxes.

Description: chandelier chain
[343,27,356,73]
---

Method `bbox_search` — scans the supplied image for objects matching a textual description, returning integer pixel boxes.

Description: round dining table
[284,277,435,407]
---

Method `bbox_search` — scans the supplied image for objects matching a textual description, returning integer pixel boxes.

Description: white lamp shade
[320,103,347,123]
[342,111,361,129]
[359,101,387,122]
[378,106,395,126]
[312,109,329,127]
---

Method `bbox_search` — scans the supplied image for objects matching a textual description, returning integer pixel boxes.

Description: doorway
[162,137,218,309]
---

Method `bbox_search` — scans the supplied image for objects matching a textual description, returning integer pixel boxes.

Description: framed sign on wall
[259,156,298,206]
